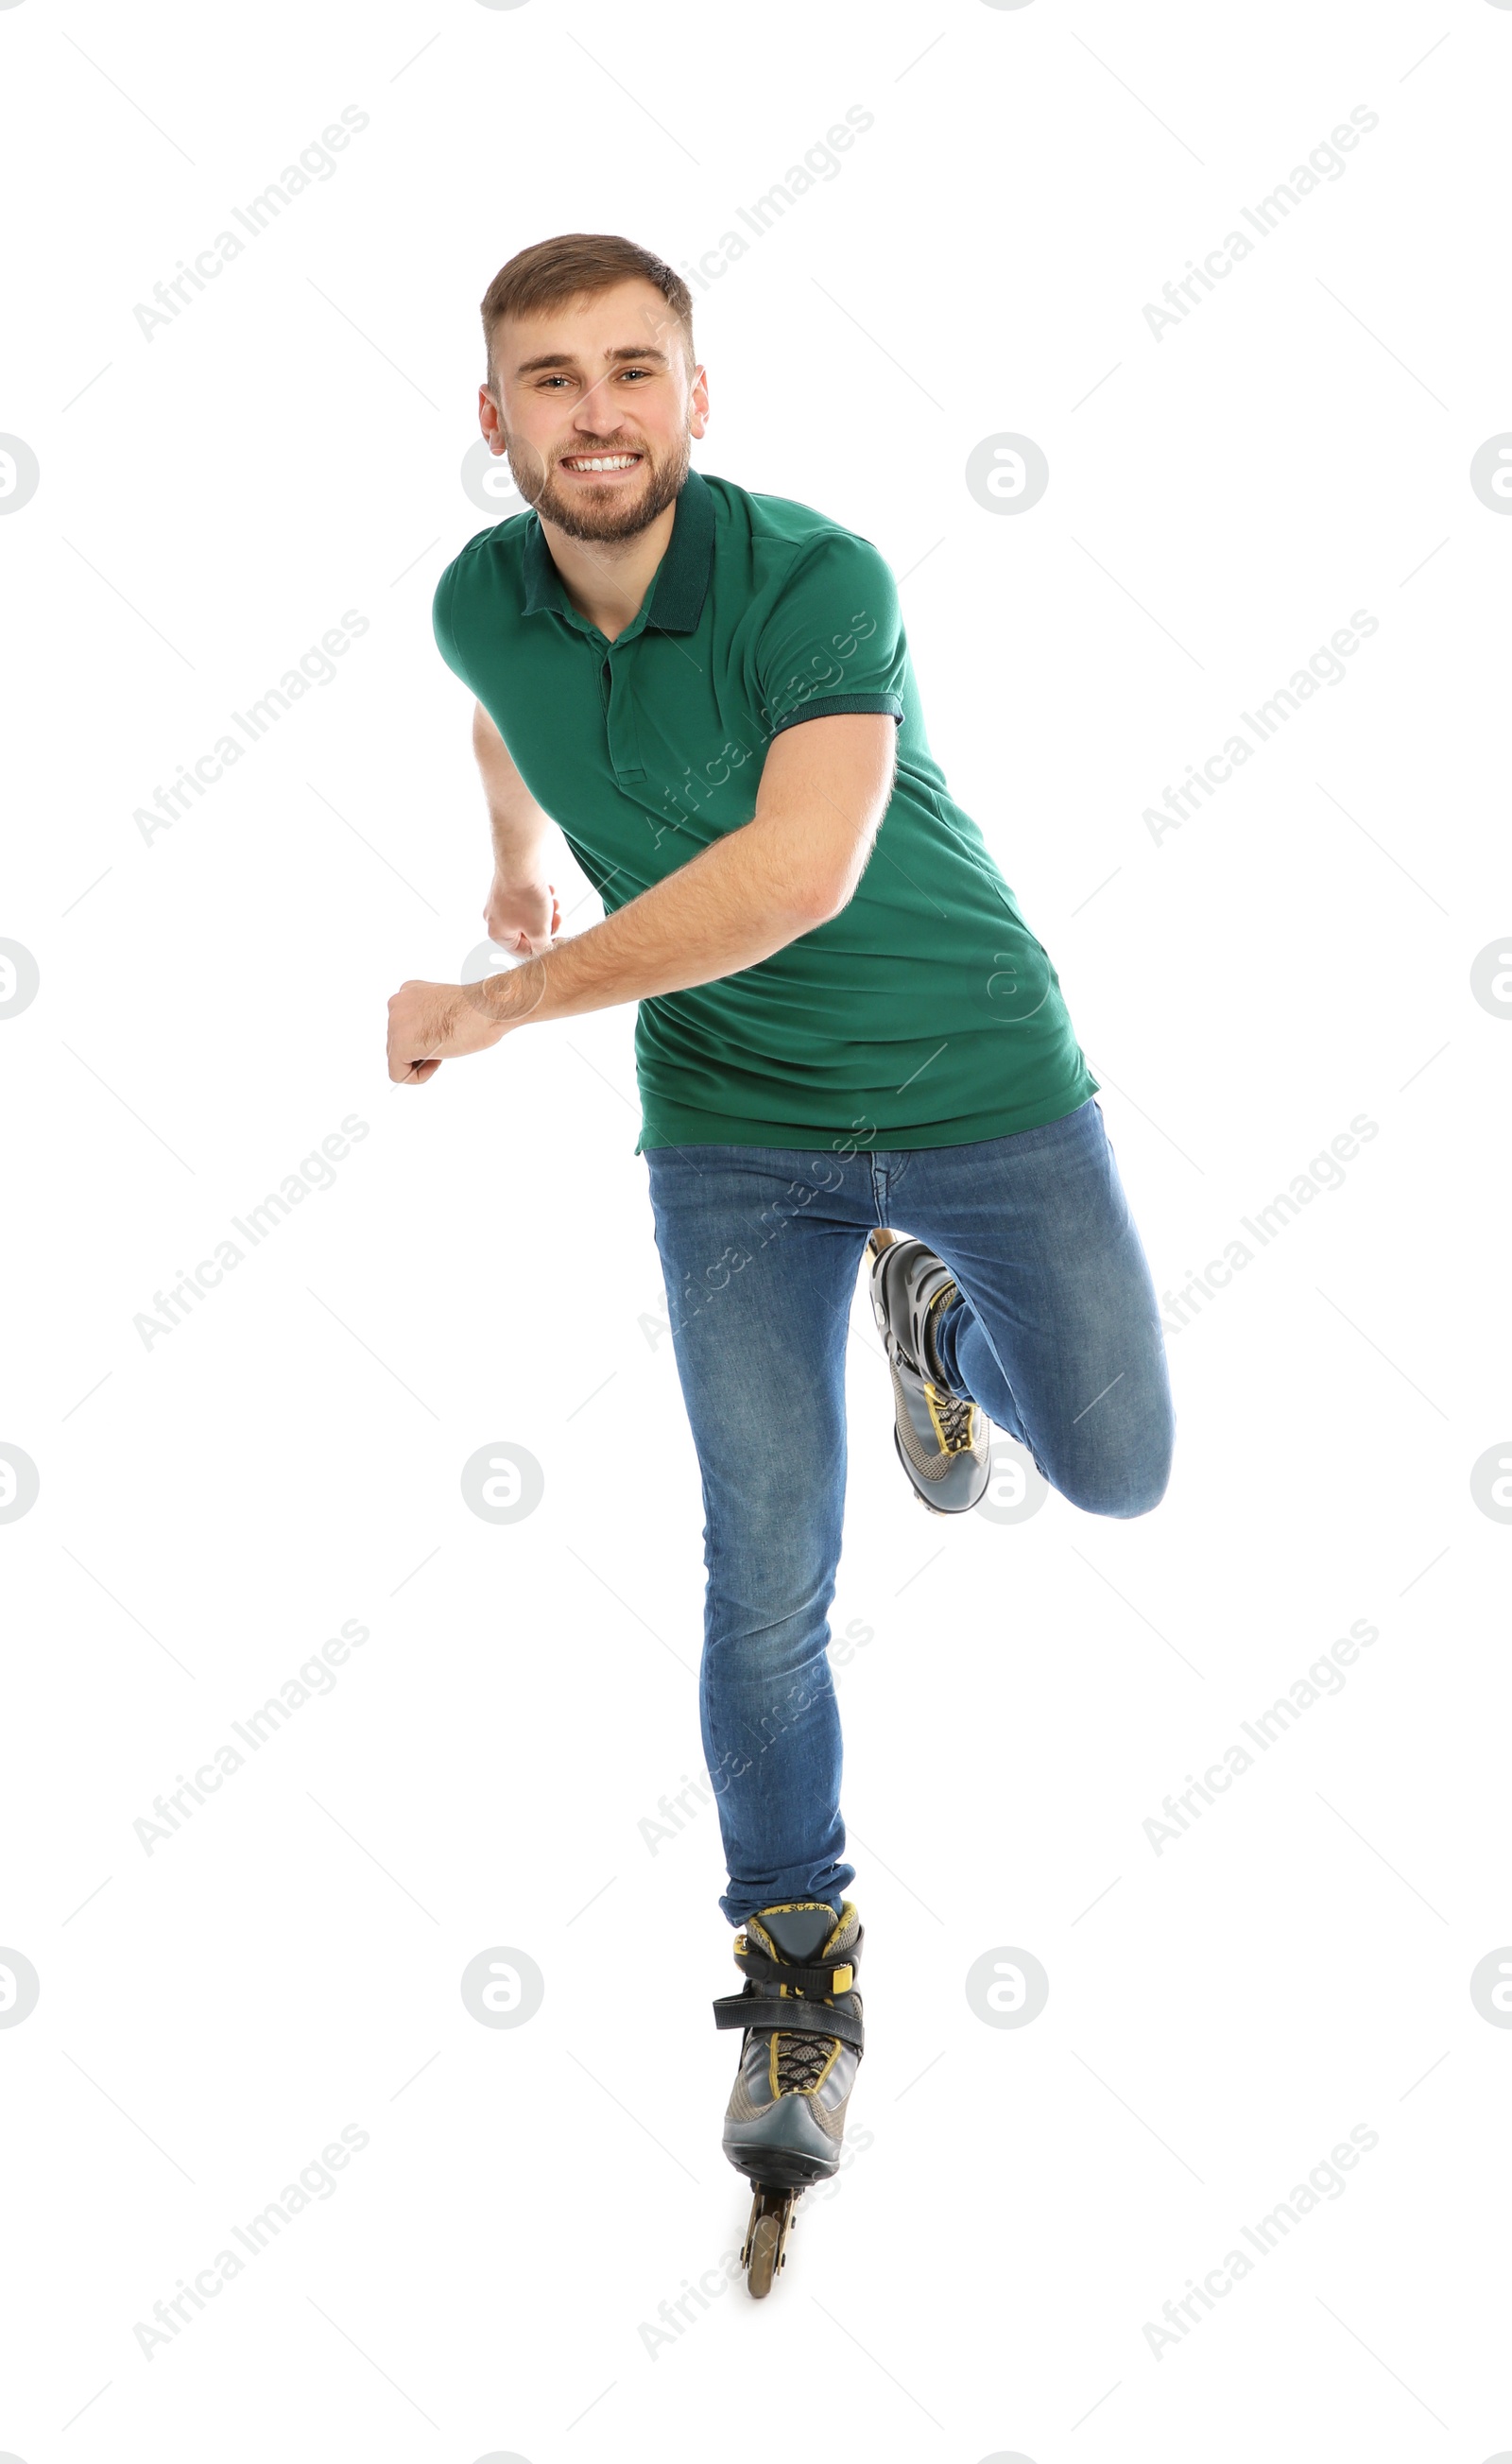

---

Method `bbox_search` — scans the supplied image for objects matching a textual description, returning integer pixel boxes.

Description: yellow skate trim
[923,1379,979,1457]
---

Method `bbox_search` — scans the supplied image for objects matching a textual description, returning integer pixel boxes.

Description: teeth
[565,455,640,472]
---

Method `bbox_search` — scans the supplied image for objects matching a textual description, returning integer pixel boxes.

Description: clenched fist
[486,871,559,955]
[387,975,516,1085]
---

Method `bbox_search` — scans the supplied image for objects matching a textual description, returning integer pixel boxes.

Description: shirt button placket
[604,641,646,784]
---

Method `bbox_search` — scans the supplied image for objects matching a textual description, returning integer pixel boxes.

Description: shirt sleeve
[431,558,472,689]
[754,530,906,737]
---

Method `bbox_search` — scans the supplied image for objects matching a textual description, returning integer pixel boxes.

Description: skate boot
[867,1229,991,1512]
[713,1899,865,2298]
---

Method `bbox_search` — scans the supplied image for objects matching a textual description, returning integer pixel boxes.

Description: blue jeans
[643,1097,1174,1927]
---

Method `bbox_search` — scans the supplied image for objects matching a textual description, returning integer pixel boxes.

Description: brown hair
[480,233,695,395]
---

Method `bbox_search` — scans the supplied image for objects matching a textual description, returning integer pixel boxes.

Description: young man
[387,233,1174,2294]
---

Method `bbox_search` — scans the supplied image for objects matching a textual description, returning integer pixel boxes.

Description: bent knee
[1099,1473,1170,1520]
[1055,1433,1173,1520]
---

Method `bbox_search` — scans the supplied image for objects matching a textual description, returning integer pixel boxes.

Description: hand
[387,976,514,1085]
[485,871,559,956]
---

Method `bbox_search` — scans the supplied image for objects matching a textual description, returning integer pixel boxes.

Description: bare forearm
[484,819,822,1028]
[489,801,553,879]
[387,712,896,1085]
[472,701,553,882]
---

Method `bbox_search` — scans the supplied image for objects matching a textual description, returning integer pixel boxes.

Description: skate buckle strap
[712,1991,866,2054]
[732,1923,864,1999]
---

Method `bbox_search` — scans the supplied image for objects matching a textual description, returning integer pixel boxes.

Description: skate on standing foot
[712,1900,865,2298]
[867,1228,991,1513]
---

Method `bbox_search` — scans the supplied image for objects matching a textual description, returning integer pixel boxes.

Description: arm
[473,699,560,953]
[387,712,898,1083]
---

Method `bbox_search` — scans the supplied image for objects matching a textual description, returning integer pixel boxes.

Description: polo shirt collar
[520,464,714,635]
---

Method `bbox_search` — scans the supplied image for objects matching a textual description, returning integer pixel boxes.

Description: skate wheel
[746,2210,782,2299]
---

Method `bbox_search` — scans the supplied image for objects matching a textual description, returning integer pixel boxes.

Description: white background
[2,0,1509,2455]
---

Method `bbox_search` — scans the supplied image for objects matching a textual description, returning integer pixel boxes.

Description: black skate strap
[733,1924,864,1998]
[712,1991,866,2054]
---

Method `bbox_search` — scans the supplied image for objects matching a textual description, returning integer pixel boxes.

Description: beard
[504,424,692,543]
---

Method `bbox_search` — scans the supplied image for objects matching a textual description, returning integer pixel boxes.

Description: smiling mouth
[558,451,644,475]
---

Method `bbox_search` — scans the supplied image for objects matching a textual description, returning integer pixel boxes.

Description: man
[387,232,1174,2294]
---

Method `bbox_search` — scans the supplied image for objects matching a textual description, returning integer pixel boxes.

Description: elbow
[792,870,857,930]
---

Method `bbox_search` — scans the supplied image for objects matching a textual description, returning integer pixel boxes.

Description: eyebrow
[513,343,672,375]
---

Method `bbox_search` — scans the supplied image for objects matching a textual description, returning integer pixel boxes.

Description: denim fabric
[644,1097,1174,1925]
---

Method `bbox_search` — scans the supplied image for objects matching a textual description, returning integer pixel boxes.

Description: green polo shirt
[432,468,1097,1153]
